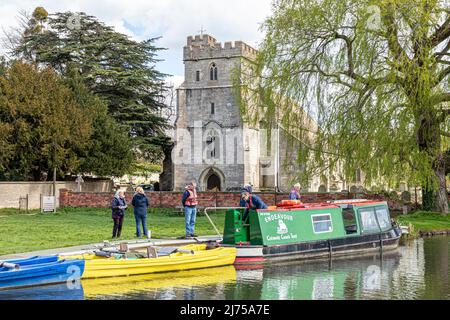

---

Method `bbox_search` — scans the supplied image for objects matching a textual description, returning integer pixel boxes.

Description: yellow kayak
[63,244,236,279]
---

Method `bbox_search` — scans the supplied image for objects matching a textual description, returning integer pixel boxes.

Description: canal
[0,236,448,300]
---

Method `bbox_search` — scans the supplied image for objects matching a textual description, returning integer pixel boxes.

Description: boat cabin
[223,199,394,246]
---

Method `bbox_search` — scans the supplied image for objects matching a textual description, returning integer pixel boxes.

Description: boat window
[342,208,358,234]
[375,207,391,230]
[312,214,333,233]
[359,208,379,233]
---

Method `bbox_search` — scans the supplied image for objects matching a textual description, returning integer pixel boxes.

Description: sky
[0,0,273,87]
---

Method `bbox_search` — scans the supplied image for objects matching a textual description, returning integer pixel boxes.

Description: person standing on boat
[239,186,268,221]
[181,181,198,238]
[111,190,127,239]
[289,183,302,200]
[131,187,150,238]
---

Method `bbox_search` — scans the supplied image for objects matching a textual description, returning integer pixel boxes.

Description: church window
[196,70,200,81]
[210,63,218,80]
[206,130,220,159]
[211,102,215,115]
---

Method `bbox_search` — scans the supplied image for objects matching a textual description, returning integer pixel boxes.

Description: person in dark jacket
[111,190,127,238]
[131,187,150,238]
[239,186,268,221]
[181,181,198,238]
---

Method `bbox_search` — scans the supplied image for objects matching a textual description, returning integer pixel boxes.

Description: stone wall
[59,190,410,212]
[0,180,112,209]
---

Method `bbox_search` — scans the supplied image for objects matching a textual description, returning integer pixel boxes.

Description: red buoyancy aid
[245,195,253,209]
[186,189,198,206]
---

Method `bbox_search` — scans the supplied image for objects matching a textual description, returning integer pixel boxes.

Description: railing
[203,207,245,237]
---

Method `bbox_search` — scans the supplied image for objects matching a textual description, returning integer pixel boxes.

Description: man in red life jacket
[181,181,198,238]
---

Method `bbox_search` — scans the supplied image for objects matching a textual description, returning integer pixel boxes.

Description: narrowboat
[221,199,402,264]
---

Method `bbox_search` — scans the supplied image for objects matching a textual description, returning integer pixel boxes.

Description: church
[160,34,355,192]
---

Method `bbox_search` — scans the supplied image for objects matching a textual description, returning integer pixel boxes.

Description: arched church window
[206,129,220,159]
[210,63,218,81]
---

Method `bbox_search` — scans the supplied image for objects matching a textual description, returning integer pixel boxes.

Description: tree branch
[431,92,450,106]
[430,15,450,48]
[380,4,410,65]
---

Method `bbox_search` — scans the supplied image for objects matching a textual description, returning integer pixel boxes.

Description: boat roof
[328,199,387,207]
[258,199,387,212]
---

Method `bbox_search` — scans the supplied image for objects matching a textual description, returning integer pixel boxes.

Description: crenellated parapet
[184,34,257,61]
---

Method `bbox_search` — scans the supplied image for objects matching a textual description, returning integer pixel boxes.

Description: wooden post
[147,246,158,258]
[119,242,128,252]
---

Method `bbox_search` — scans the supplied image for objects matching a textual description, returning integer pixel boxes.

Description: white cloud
[0,0,273,74]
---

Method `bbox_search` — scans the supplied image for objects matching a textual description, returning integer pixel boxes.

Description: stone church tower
[161,34,352,193]
[171,34,260,191]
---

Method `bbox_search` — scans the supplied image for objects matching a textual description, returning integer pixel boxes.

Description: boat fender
[176,249,195,254]
[94,250,112,258]
[0,262,20,270]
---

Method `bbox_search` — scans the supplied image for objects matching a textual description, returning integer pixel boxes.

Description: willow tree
[239,0,450,213]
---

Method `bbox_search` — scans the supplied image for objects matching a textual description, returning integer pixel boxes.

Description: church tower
[172,34,260,191]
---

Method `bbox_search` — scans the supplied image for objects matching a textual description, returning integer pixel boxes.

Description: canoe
[0,256,58,272]
[0,259,85,290]
[63,244,236,279]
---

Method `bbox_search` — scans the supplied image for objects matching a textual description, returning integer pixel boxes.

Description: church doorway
[200,167,225,192]
[207,174,221,191]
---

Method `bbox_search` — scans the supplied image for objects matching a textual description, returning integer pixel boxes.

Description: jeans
[185,206,197,236]
[112,216,124,238]
[134,213,148,237]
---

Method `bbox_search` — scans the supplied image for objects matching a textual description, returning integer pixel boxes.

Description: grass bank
[396,211,450,237]
[0,207,225,256]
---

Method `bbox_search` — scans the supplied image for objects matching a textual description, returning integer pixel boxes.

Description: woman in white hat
[289,183,301,200]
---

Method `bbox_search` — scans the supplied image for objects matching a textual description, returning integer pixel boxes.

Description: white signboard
[42,196,56,213]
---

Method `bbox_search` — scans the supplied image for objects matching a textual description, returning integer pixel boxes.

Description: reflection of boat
[82,265,236,298]
[221,200,402,263]
[0,282,84,300]
[232,252,401,300]
[64,244,236,279]
[0,259,85,291]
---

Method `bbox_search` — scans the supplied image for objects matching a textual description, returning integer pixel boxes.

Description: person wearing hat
[289,183,302,200]
[239,186,268,222]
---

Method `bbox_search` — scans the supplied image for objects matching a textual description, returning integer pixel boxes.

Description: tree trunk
[435,154,449,215]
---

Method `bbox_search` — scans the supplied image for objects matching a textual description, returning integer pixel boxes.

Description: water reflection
[0,237,448,300]
[0,282,84,300]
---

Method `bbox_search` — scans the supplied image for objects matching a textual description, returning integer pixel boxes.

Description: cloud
[0,0,273,76]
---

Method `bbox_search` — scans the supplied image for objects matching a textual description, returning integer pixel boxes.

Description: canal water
[0,236,448,300]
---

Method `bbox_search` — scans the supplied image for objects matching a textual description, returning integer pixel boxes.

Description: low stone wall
[59,189,411,211]
[0,181,113,209]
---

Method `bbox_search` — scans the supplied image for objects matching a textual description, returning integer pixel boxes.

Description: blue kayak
[0,256,58,272]
[0,259,85,290]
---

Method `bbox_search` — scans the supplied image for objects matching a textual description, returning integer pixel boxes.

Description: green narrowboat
[221,199,402,264]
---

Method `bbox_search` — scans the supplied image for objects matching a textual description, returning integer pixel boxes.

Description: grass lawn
[0,207,226,256]
[396,211,450,236]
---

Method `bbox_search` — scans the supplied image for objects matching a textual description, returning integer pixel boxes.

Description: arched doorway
[207,174,221,191]
[199,167,225,191]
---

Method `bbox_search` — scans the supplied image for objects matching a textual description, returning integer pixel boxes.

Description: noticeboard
[42,196,56,213]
